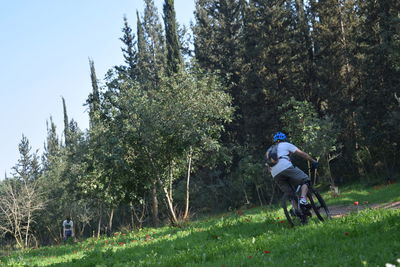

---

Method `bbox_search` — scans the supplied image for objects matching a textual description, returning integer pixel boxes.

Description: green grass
[322,182,400,206]
[1,183,400,267]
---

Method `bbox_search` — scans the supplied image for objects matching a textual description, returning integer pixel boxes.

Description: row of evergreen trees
[0,0,399,248]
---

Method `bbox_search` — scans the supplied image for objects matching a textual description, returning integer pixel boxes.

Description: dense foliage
[0,0,399,248]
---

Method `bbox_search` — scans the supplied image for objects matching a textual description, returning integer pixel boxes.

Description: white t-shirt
[269,142,298,177]
[63,220,73,230]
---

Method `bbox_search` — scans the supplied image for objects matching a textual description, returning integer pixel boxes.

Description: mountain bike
[282,181,331,227]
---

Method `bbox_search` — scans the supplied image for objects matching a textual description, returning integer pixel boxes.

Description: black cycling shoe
[300,202,312,209]
[303,208,312,217]
[290,208,303,217]
[300,216,308,224]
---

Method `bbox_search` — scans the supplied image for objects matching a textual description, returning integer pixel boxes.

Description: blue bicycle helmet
[273,132,287,142]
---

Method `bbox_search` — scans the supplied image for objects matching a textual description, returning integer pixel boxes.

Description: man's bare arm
[294,149,317,163]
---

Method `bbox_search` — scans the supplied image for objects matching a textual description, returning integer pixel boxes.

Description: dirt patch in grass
[330,201,400,218]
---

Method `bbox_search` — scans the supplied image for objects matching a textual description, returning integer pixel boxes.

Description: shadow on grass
[37,208,400,267]
[37,212,285,267]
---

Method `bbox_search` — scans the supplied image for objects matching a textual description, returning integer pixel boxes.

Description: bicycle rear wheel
[282,194,307,227]
[307,187,331,221]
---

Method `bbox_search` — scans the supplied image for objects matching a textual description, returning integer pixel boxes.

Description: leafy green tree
[279,98,340,184]
[115,68,233,224]
[133,0,167,225]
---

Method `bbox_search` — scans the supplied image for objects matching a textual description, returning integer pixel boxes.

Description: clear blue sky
[0,0,195,176]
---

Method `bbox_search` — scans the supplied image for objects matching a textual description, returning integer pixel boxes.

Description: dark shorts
[65,230,72,237]
[274,166,310,194]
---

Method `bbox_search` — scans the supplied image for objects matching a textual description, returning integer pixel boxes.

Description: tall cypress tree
[142,0,165,87]
[62,97,70,147]
[163,0,183,74]
[137,10,149,86]
[88,58,101,127]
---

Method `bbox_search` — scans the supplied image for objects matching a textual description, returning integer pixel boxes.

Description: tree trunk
[25,206,31,247]
[130,202,135,229]
[183,149,192,220]
[97,205,102,238]
[108,208,114,235]
[162,184,178,225]
[255,185,263,206]
[25,215,31,247]
[131,200,146,229]
[169,164,173,204]
[326,155,335,185]
[79,222,87,237]
[151,180,159,227]
[269,182,276,205]
[242,187,250,205]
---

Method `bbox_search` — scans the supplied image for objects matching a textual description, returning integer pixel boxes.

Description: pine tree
[12,135,40,182]
[356,0,400,174]
[42,117,60,170]
[117,16,138,80]
[239,0,300,147]
[289,0,315,101]
[193,0,246,143]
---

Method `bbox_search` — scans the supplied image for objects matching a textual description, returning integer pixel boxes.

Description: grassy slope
[322,182,400,206]
[2,183,400,267]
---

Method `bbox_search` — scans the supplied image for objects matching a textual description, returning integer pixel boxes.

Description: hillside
[1,183,399,267]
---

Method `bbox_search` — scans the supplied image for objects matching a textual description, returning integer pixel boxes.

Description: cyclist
[265,132,318,207]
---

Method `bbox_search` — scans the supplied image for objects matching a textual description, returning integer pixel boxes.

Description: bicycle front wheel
[307,187,331,222]
[282,194,307,227]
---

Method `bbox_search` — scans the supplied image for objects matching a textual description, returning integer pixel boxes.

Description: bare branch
[395,92,400,107]
[0,179,45,248]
